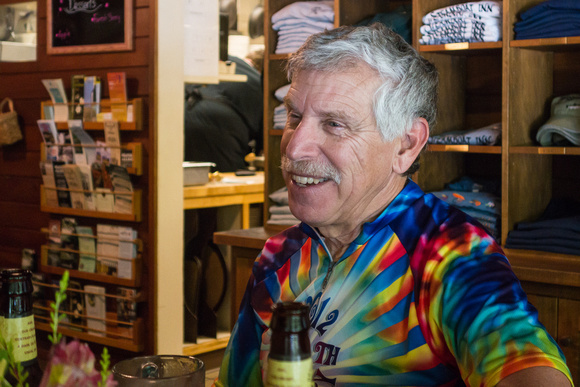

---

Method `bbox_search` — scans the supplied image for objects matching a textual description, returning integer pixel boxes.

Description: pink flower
[39,340,116,387]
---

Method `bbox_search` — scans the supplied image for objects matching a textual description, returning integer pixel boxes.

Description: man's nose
[284,120,321,160]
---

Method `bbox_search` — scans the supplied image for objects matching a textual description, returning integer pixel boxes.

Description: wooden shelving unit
[36,96,146,352]
[414,0,580,381]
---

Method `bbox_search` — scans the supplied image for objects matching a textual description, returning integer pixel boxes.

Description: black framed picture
[47,0,132,54]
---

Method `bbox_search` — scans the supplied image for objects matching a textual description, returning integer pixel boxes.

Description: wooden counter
[184,172,264,229]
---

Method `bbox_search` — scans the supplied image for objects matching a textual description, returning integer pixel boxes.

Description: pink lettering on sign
[91,12,121,23]
[55,30,71,40]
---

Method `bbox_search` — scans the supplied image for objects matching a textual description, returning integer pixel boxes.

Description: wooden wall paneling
[465,54,502,129]
[0,176,42,204]
[0,0,156,356]
[416,152,464,193]
[414,53,466,191]
[507,153,552,235]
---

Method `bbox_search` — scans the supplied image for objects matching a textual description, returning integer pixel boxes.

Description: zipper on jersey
[321,259,336,290]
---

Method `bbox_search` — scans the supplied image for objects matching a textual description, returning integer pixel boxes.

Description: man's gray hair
[286,23,438,144]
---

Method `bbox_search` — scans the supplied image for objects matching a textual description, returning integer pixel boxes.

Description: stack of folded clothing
[419,1,502,45]
[506,198,580,255]
[514,0,580,40]
[272,1,335,54]
[428,122,501,145]
[430,176,501,241]
[536,94,580,146]
[273,84,290,130]
[267,186,300,226]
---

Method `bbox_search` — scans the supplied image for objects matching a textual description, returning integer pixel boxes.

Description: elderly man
[216,24,572,386]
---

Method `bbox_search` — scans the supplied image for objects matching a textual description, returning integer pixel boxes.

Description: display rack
[32,280,144,352]
[36,91,146,352]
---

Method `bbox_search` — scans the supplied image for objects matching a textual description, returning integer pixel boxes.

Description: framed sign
[47,0,133,54]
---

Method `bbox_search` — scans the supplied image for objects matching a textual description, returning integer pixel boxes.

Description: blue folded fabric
[504,241,580,256]
[514,11,580,31]
[507,228,580,241]
[515,216,580,233]
[430,190,501,215]
[518,0,580,21]
[445,176,501,195]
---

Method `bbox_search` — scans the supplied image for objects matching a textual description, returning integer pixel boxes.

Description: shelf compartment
[509,146,580,155]
[40,98,144,131]
[41,142,143,176]
[40,245,142,287]
[510,36,580,51]
[41,185,142,222]
[419,41,502,53]
[427,144,501,154]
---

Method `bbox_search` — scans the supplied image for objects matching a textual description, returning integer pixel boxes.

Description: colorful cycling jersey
[216,180,571,386]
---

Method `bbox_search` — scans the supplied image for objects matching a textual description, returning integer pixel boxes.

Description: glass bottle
[265,301,313,387]
[1,268,43,386]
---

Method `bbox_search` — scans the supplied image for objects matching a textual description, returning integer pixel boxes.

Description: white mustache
[281,155,341,184]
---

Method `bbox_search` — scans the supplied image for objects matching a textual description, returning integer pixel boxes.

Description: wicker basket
[0,98,23,146]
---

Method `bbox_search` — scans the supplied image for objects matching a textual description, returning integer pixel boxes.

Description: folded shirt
[422,1,502,24]
[271,1,334,25]
[276,22,334,34]
[420,18,502,44]
[514,12,580,32]
[269,205,293,215]
[507,227,580,241]
[517,0,580,22]
[431,190,501,215]
[269,186,290,205]
[275,85,291,102]
[504,241,580,256]
[445,176,501,195]
[428,122,501,145]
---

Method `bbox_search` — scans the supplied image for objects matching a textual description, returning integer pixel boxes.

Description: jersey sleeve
[417,220,572,386]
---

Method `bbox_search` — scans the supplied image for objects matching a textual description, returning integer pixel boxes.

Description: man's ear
[392,117,429,174]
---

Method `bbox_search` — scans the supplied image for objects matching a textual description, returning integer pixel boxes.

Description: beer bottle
[1,268,43,386]
[265,301,313,387]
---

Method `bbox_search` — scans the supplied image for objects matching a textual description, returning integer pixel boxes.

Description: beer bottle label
[266,358,313,387]
[2,315,38,363]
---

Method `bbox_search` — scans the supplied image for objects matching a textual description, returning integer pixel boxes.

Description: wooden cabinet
[413,0,580,383]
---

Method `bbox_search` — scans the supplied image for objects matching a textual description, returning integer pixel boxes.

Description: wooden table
[183,172,264,229]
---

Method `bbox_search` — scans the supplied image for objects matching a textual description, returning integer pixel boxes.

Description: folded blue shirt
[518,0,580,21]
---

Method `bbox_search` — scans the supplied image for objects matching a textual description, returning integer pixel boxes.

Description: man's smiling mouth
[292,175,328,186]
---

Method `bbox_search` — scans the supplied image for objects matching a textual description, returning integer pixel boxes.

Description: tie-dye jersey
[216,181,571,386]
